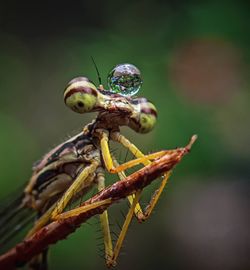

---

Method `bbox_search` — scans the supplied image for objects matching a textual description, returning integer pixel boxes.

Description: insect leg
[112,157,143,218]
[98,129,166,173]
[54,172,141,267]
[51,160,99,220]
[26,160,100,237]
[52,199,112,220]
[28,208,51,270]
[139,171,171,221]
[96,169,113,264]
[110,131,151,164]
[108,191,141,267]
[55,169,114,264]
[111,131,173,222]
[115,160,171,222]
[26,202,58,237]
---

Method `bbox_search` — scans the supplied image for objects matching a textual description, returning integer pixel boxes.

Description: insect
[0,63,176,269]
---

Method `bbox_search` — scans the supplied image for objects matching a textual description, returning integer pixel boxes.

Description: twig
[0,135,197,269]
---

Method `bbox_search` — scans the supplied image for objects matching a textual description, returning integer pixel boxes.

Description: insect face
[64,63,157,133]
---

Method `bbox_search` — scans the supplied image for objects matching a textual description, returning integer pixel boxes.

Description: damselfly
[0,63,195,269]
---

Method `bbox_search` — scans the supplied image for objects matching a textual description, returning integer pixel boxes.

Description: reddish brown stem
[0,136,196,269]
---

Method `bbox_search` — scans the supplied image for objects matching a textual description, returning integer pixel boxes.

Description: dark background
[0,1,249,269]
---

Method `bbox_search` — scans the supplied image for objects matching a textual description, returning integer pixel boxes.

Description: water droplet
[107,63,143,96]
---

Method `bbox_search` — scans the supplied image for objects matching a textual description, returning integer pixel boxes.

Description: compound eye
[64,77,98,113]
[129,98,157,133]
[107,63,142,96]
[138,111,157,133]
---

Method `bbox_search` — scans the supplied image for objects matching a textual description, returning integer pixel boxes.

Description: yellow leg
[100,130,164,222]
[51,161,99,220]
[99,130,166,173]
[54,169,115,266]
[58,167,140,267]
[53,199,112,220]
[26,202,57,238]
[26,161,99,237]
[53,184,141,267]
[110,131,151,164]
[113,158,143,217]
[137,171,171,222]
[108,191,141,267]
[96,169,113,263]
[111,131,173,222]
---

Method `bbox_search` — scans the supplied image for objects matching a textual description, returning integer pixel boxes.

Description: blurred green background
[0,1,249,269]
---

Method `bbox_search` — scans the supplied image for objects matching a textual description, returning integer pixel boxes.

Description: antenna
[91,56,102,86]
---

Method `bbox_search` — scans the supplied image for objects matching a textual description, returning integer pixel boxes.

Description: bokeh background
[0,1,249,269]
